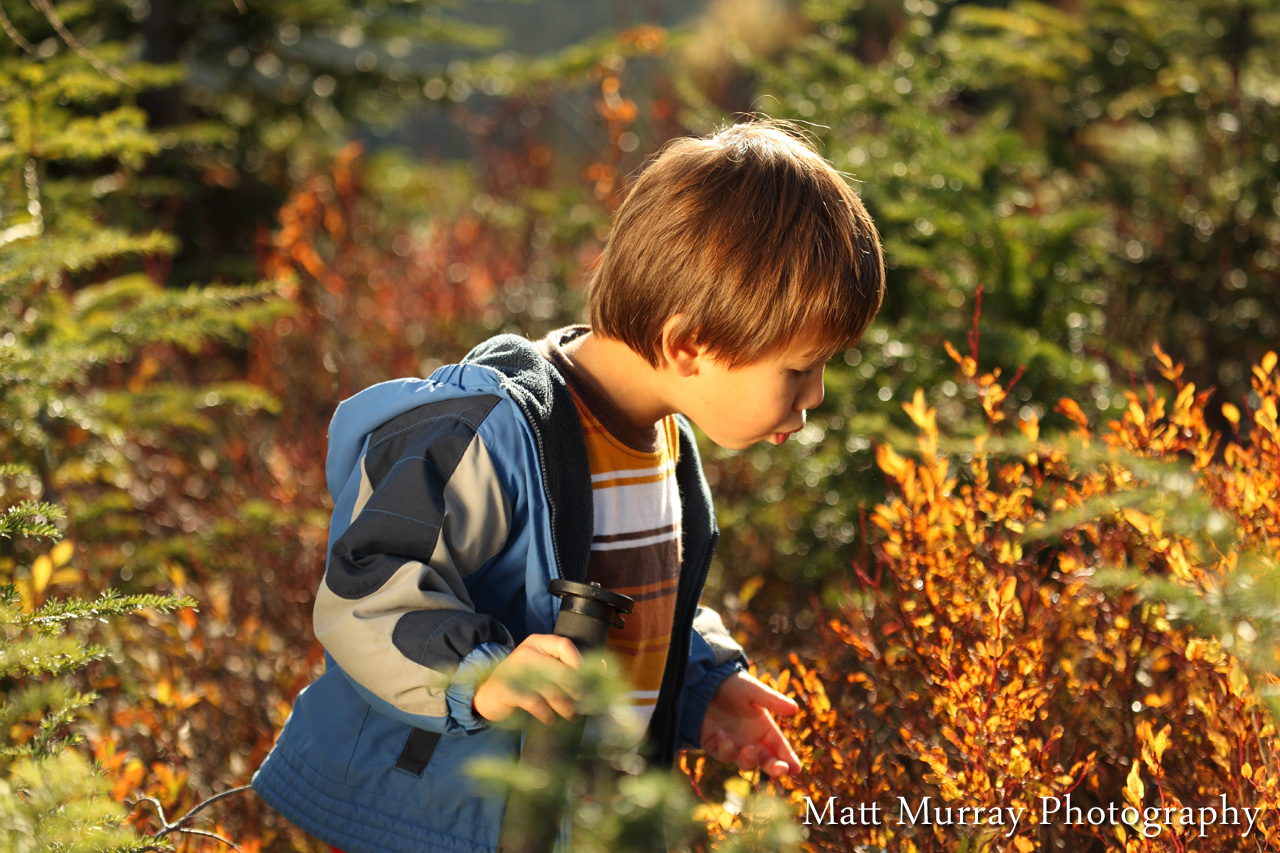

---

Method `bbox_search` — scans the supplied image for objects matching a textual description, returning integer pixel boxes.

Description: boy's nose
[797,369,825,411]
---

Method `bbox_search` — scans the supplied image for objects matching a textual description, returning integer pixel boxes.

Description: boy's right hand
[473,634,583,726]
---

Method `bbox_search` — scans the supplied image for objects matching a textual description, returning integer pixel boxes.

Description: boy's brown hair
[587,120,885,368]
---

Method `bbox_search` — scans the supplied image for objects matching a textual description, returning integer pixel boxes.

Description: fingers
[736,674,800,717]
[760,687,799,717]
[761,755,793,778]
[520,633,583,670]
[703,713,802,776]
[756,721,802,775]
[703,730,736,764]
[734,741,800,778]
[517,693,560,727]
[474,634,584,724]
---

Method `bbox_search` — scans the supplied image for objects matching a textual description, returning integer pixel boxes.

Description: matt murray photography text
[804,794,1261,839]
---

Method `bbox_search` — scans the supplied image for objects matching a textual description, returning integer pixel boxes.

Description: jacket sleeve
[678,605,748,748]
[313,403,517,736]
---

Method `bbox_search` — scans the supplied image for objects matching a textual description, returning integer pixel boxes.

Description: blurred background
[3,0,1279,850]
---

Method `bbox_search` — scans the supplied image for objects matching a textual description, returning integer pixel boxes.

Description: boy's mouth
[770,415,806,445]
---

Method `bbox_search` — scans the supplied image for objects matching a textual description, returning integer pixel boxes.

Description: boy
[253,120,884,852]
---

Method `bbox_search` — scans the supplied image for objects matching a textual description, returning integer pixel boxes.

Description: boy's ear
[660,315,704,378]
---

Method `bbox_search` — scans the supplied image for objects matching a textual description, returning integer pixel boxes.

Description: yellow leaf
[1124,762,1145,807]
[1019,412,1039,441]
[50,568,80,587]
[1014,837,1035,852]
[1056,397,1089,429]
[1153,342,1173,370]
[1228,665,1249,697]
[905,387,924,421]
[31,555,52,595]
[945,340,976,377]
[1243,762,1253,780]
[1122,508,1150,536]
[692,803,734,830]
[1208,730,1231,759]
[738,576,764,607]
[14,578,34,612]
[1000,576,1017,607]
[1222,402,1240,426]
[1149,724,1170,763]
[50,540,74,567]
[1174,383,1195,414]
[876,444,909,480]
[1263,351,1277,375]
[723,776,751,799]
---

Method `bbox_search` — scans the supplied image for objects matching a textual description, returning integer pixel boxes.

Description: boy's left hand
[699,671,802,778]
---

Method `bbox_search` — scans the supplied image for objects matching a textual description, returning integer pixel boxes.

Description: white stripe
[592,530,680,551]
[627,690,661,701]
[593,480,679,536]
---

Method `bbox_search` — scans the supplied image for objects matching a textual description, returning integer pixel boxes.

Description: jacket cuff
[446,641,512,733]
[678,657,746,749]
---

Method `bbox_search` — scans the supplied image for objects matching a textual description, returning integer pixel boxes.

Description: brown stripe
[622,584,680,604]
[615,576,680,597]
[592,524,676,544]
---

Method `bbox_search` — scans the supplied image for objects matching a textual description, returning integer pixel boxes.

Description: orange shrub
[724,344,1280,852]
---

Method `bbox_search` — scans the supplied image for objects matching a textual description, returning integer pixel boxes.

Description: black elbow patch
[325,396,502,601]
[392,609,514,667]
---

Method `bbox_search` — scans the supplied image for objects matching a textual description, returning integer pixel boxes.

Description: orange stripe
[592,471,675,489]
[582,433,674,458]
[614,576,680,597]
[610,635,672,653]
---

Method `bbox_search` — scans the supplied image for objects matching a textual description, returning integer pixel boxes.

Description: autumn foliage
[729,337,1280,852]
[7,4,1280,849]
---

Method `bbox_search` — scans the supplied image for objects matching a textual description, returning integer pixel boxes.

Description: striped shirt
[541,327,681,732]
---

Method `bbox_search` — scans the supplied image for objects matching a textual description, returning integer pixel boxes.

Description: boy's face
[675,340,829,451]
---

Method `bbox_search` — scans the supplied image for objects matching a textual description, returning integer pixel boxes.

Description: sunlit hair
[587,119,885,368]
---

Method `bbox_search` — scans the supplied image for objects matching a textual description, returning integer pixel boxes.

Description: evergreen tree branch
[26,0,136,86]
[0,501,65,539]
[0,160,43,248]
[23,589,198,627]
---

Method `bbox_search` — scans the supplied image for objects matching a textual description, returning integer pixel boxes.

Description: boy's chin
[705,431,787,451]
[707,435,755,451]
[729,434,788,449]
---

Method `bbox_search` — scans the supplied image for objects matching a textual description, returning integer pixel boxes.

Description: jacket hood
[323,333,578,501]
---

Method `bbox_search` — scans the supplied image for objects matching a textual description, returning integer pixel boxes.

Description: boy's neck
[562,331,673,432]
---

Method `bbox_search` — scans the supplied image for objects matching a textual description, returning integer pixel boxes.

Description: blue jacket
[253,334,745,853]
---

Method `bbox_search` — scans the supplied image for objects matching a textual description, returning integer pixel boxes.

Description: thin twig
[170,827,240,849]
[163,784,255,829]
[0,2,35,52]
[27,0,137,86]
[128,785,253,851]
[126,795,171,827]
